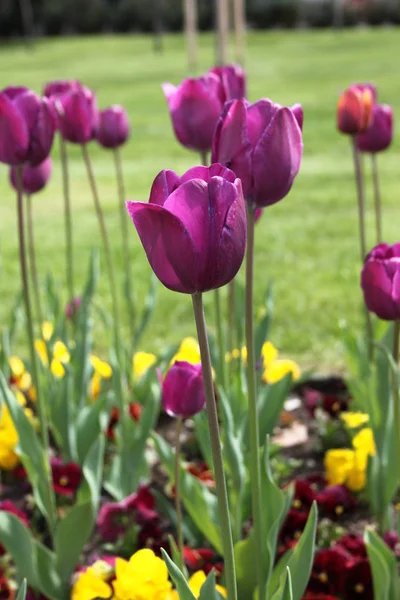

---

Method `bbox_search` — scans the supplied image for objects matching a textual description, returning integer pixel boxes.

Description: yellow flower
[341,412,370,429]
[113,549,172,600]
[71,567,112,600]
[41,321,54,342]
[91,355,113,379]
[352,428,376,457]
[0,404,20,470]
[324,448,355,486]
[170,337,201,366]
[262,359,300,384]
[187,571,226,598]
[51,359,66,379]
[9,356,25,379]
[346,449,368,491]
[90,373,102,401]
[133,351,157,380]
[261,341,279,367]
[35,339,49,366]
[53,341,70,364]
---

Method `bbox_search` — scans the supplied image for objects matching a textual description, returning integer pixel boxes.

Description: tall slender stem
[82,145,121,363]
[214,288,227,389]
[191,293,237,600]
[16,168,56,531]
[245,205,264,600]
[371,154,382,244]
[60,136,74,303]
[26,194,43,324]
[174,417,184,571]
[114,147,135,345]
[393,321,400,475]
[351,137,374,359]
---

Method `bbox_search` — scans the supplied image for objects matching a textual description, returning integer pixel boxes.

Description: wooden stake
[216,0,229,65]
[232,0,246,65]
[184,0,198,72]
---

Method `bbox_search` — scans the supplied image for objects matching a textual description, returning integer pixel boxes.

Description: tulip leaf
[284,502,317,600]
[279,568,294,600]
[254,281,274,360]
[75,394,107,466]
[234,533,258,600]
[134,273,157,347]
[257,374,292,443]
[193,411,213,470]
[198,569,225,600]
[49,372,77,463]
[161,549,196,600]
[15,580,27,600]
[54,501,94,582]
[153,432,223,554]
[365,529,399,600]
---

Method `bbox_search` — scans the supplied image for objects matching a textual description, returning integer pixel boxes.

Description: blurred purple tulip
[291,103,304,131]
[65,296,81,320]
[43,79,81,98]
[10,157,52,194]
[212,98,303,207]
[0,87,55,166]
[361,243,400,321]
[356,103,393,153]
[210,64,247,102]
[162,73,225,153]
[96,105,130,149]
[56,85,98,144]
[161,361,206,418]
[126,164,246,294]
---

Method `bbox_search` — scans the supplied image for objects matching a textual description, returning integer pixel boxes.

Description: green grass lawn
[0,29,399,372]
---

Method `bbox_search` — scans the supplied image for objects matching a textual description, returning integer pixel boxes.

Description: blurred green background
[0,29,398,371]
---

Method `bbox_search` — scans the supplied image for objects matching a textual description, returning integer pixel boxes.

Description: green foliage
[161,549,196,600]
[365,529,400,600]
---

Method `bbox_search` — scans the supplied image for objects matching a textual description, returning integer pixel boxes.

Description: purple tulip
[96,105,130,149]
[161,361,206,418]
[361,243,400,321]
[212,98,303,207]
[10,157,52,194]
[210,64,247,102]
[65,296,81,320]
[43,79,81,98]
[356,103,393,153]
[56,84,98,144]
[126,164,246,294]
[291,103,304,131]
[162,73,225,153]
[0,87,55,166]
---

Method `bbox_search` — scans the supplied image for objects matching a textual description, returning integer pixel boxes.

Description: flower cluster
[226,340,301,384]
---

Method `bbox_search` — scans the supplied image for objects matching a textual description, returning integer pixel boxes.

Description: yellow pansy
[90,373,102,401]
[262,359,301,384]
[324,448,355,486]
[0,404,20,470]
[261,341,279,367]
[133,351,157,380]
[91,355,112,379]
[352,428,376,457]
[340,412,370,429]
[53,341,70,364]
[346,449,368,491]
[71,567,112,600]
[170,337,201,366]
[9,356,25,379]
[41,321,54,342]
[35,339,49,366]
[113,549,172,600]
[51,359,65,379]
[187,571,226,598]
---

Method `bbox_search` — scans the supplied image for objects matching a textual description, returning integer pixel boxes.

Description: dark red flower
[106,402,142,440]
[302,387,349,418]
[0,500,29,527]
[50,458,82,495]
[290,479,317,511]
[279,509,308,543]
[0,577,13,600]
[186,462,215,488]
[302,594,340,600]
[183,546,218,573]
[344,558,373,600]
[316,485,356,518]
[136,520,169,556]
[307,548,349,595]
[383,530,399,551]
[335,534,367,558]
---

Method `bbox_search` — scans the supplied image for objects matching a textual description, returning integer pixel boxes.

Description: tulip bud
[361,243,400,321]
[210,64,247,101]
[212,98,303,207]
[9,157,52,195]
[0,87,55,166]
[162,74,225,153]
[96,105,130,149]
[43,80,81,98]
[126,164,246,294]
[161,361,206,418]
[65,296,81,320]
[337,84,376,135]
[56,85,98,144]
[356,103,393,153]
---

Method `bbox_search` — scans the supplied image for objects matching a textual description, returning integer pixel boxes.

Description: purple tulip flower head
[356,103,393,153]
[10,157,52,195]
[126,164,246,294]
[0,87,55,166]
[361,243,400,321]
[212,98,303,208]
[96,105,130,149]
[161,360,206,418]
[162,73,225,153]
[43,79,81,99]
[210,64,247,102]
[56,84,98,144]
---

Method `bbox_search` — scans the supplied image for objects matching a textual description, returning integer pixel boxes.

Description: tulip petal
[126,201,198,293]
[252,107,303,207]
[361,261,397,320]
[247,99,280,149]
[149,170,181,206]
[0,93,29,165]
[181,163,236,184]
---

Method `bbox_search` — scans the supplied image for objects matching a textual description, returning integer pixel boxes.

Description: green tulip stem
[16,168,56,531]
[393,321,400,473]
[245,205,264,600]
[174,416,184,571]
[214,287,227,389]
[82,145,122,366]
[26,193,43,324]
[114,147,136,346]
[60,135,74,303]
[371,154,382,244]
[351,137,374,360]
[191,292,237,600]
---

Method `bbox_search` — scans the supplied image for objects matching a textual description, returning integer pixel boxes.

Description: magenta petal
[361,260,398,320]
[162,361,205,418]
[181,163,236,184]
[291,103,304,131]
[0,93,29,165]
[126,201,198,294]
[247,99,280,149]
[149,170,181,206]
[252,107,303,207]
